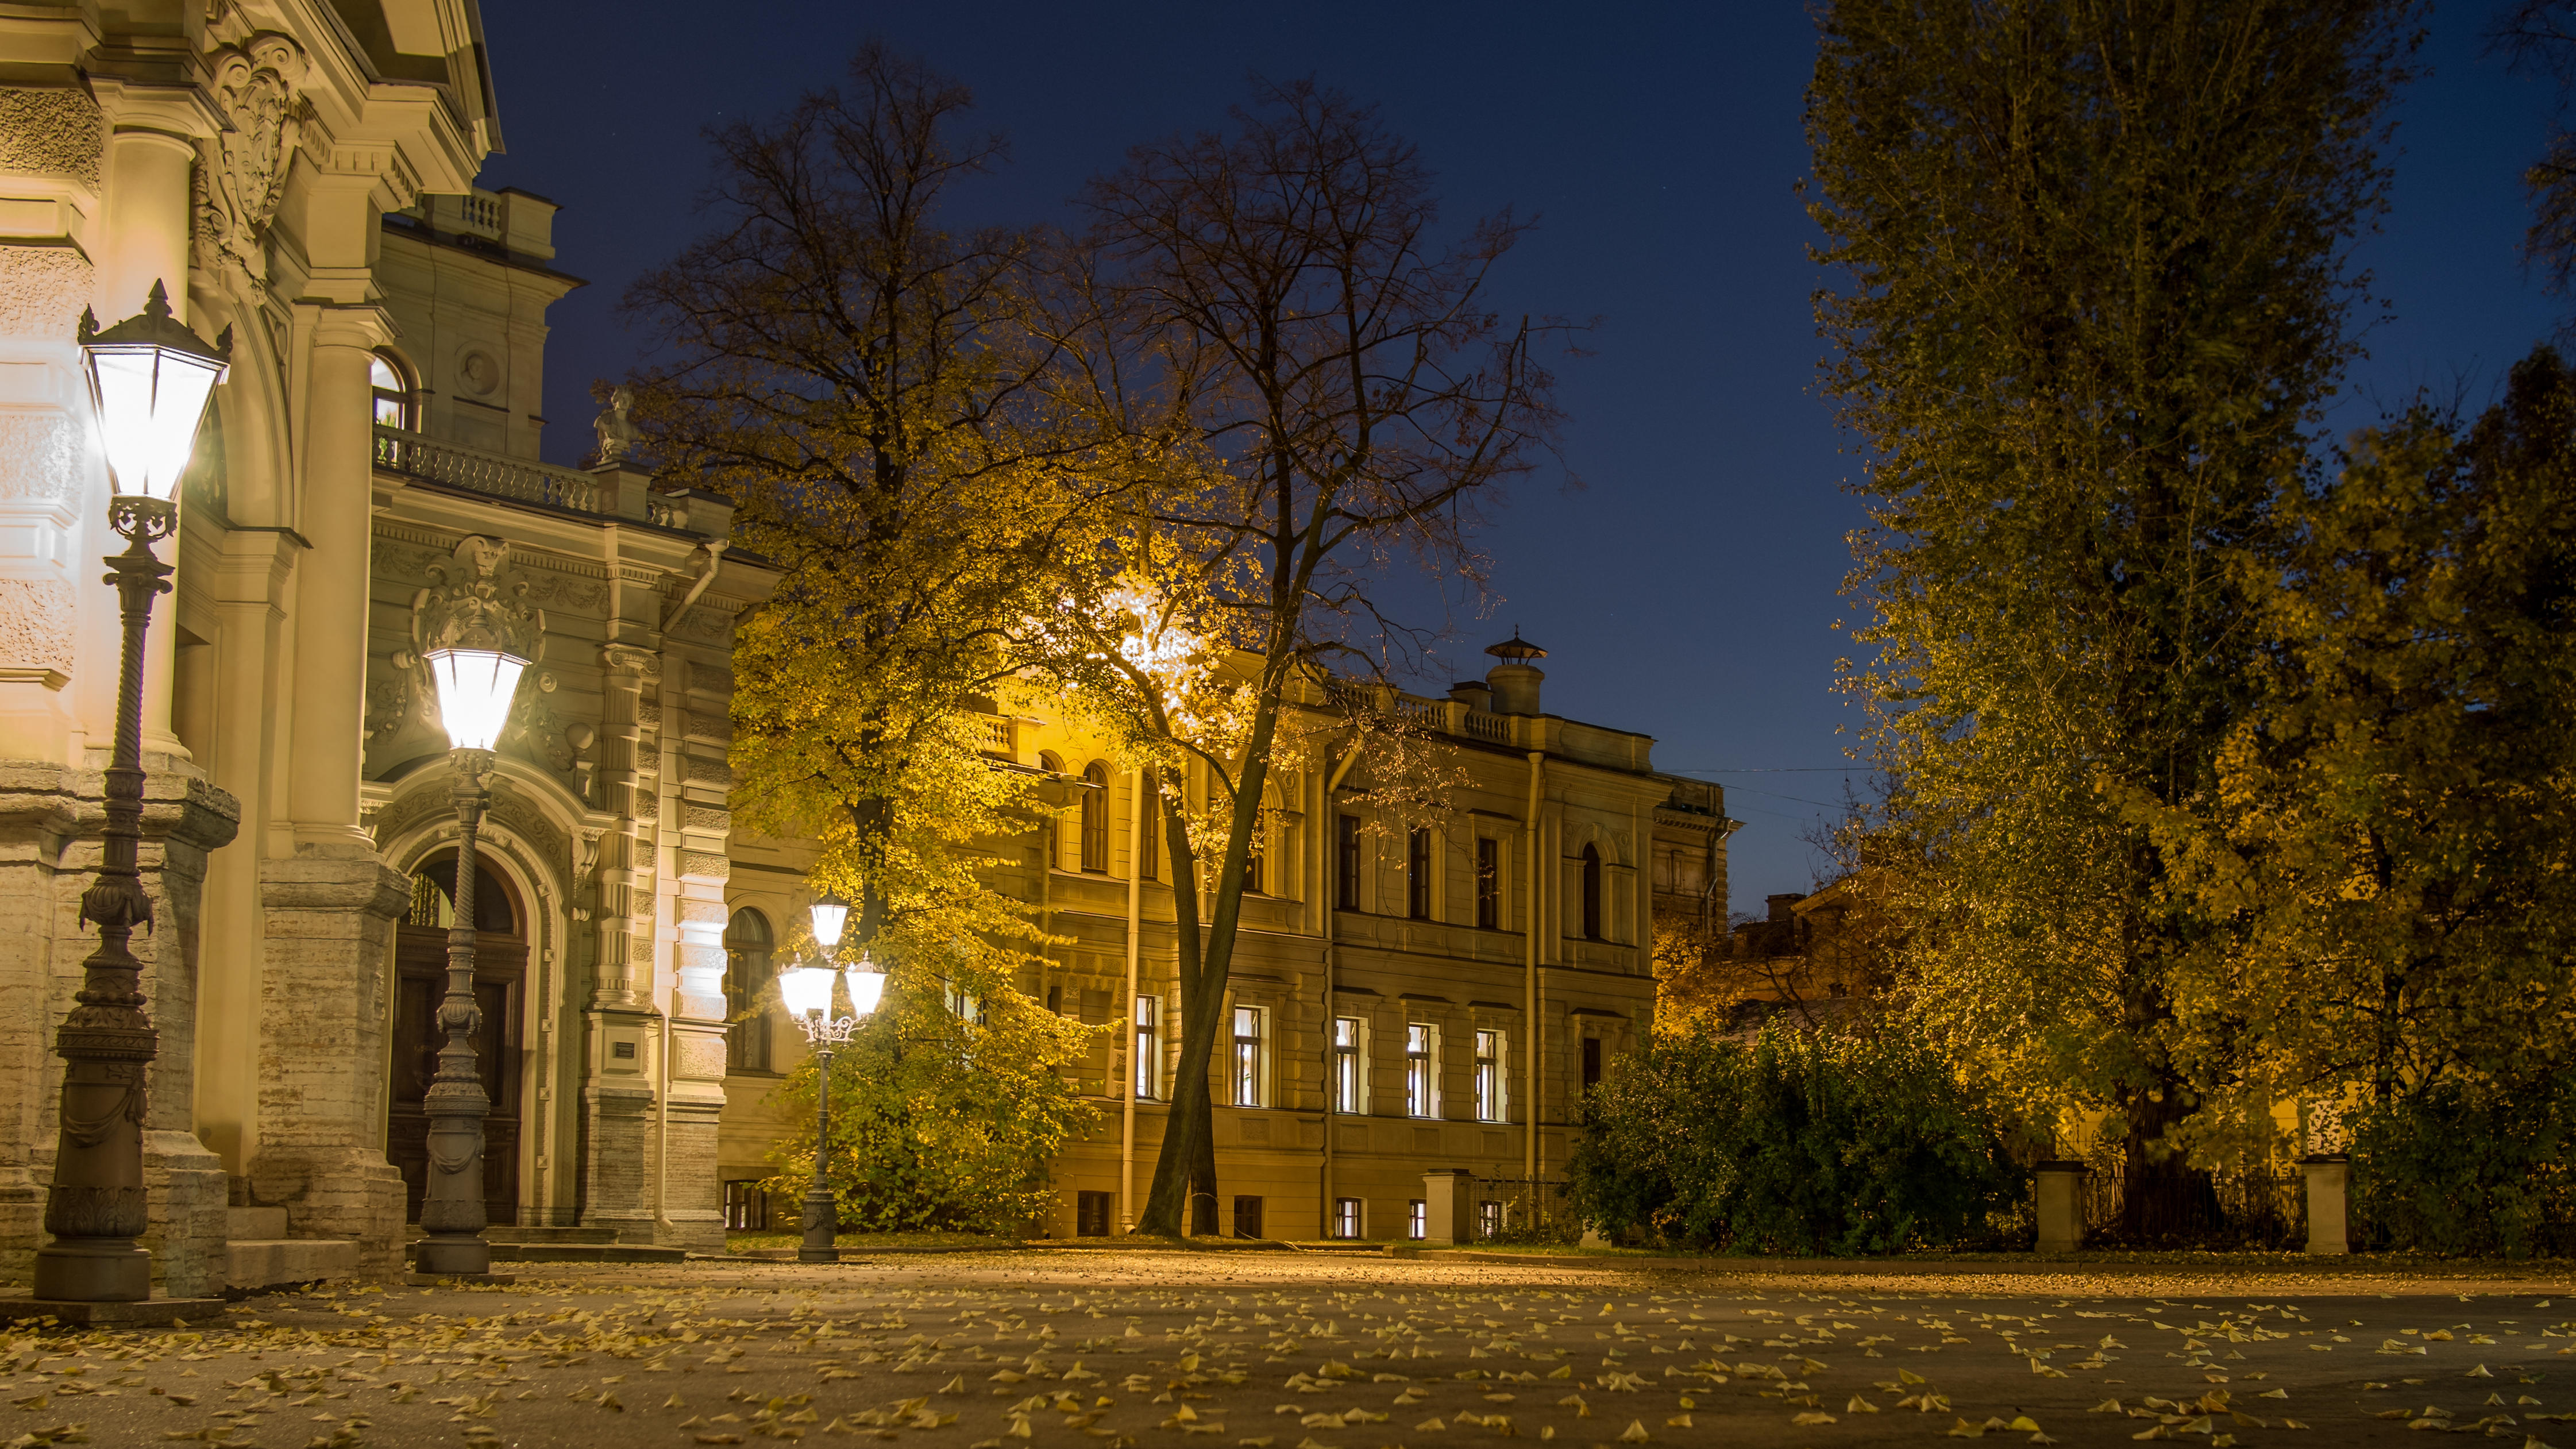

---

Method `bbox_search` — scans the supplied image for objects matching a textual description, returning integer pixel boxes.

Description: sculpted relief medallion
[193,34,308,290]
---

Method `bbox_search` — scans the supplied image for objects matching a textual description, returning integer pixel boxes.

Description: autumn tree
[625,44,1104,1223]
[1039,80,1574,1236]
[1808,0,2419,1236]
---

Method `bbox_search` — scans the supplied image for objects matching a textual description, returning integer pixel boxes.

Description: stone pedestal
[2033,1159,2089,1255]
[246,851,409,1280]
[0,761,236,1296]
[1422,1168,1474,1247]
[2301,1155,2350,1255]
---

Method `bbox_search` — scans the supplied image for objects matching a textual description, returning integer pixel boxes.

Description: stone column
[579,643,660,1240]
[661,656,730,1253]
[1422,1168,1472,1247]
[2301,1155,2350,1255]
[284,313,390,851]
[2033,1159,2088,1255]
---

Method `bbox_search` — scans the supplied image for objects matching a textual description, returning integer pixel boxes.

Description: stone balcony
[372,426,730,538]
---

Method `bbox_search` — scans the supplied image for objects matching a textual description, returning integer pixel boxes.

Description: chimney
[1483,631,1547,716]
[1448,679,1492,710]
[1766,892,1804,924]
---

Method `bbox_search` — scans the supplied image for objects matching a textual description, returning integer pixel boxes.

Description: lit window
[1406,827,1432,919]
[1334,1197,1363,1239]
[1133,995,1160,1100]
[723,908,774,1074]
[370,354,411,429]
[946,983,982,1024]
[1232,1005,1264,1107]
[1407,1200,1426,1240]
[1475,837,1500,928]
[1405,1023,1438,1119]
[1332,1016,1364,1113]
[1474,1029,1503,1123]
[1477,1201,1502,1239]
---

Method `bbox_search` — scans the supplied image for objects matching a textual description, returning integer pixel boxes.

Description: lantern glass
[809,895,850,950]
[423,647,528,752]
[778,963,835,1019]
[84,341,225,502]
[844,961,886,1019]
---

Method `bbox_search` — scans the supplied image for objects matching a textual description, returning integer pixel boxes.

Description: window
[1132,995,1160,1100]
[1580,843,1603,940]
[946,982,982,1024]
[1477,1201,1502,1239]
[1079,762,1110,872]
[1475,837,1500,929]
[1405,1023,1438,1118]
[1406,827,1432,919]
[1582,1035,1603,1092]
[1231,1005,1265,1107]
[1474,1029,1503,1123]
[1335,813,1362,911]
[1077,1190,1114,1238]
[1232,1195,1264,1239]
[1244,837,1263,895]
[1334,1197,1363,1239]
[1137,785,1158,881]
[1407,1200,1426,1240]
[722,908,774,1074]
[370,353,412,429]
[723,1180,769,1231]
[1332,1016,1364,1113]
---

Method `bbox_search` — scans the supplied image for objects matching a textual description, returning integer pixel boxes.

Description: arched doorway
[387,850,526,1227]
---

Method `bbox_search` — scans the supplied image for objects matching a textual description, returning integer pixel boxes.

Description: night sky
[474,2,2560,920]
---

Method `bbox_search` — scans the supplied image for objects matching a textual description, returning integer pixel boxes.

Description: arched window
[1079,761,1110,873]
[371,353,413,430]
[1580,843,1603,941]
[724,908,774,1074]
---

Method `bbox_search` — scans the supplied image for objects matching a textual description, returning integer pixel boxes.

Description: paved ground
[6,1250,2576,1449]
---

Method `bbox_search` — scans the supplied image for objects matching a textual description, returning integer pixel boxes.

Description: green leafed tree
[625,44,1105,1227]
[1808,0,2419,1235]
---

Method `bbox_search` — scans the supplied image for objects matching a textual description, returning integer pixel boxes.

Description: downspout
[1317,744,1362,1237]
[1524,749,1544,1184]
[1121,767,1143,1232]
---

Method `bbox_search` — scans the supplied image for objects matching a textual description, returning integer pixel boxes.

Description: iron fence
[1472,1176,1585,1246]
[2076,1148,2311,1250]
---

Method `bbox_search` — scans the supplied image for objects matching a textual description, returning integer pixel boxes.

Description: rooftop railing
[374,426,601,515]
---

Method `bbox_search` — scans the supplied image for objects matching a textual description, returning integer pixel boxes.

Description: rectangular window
[1333,1016,1365,1113]
[1133,995,1160,1100]
[1406,827,1432,919]
[946,984,982,1023]
[1232,1195,1264,1239]
[1475,837,1500,929]
[1232,1005,1264,1107]
[1076,1190,1113,1238]
[1334,1197,1363,1239]
[1581,1035,1603,1092]
[1407,1200,1426,1240]
[1478,1201,1502,1240]
[1474,1029,1502,1123]
[1336,814,1362,911]
[1138,790,1157,881]
[722,1180,769,1231]
[1244,841,1263,896]
[1405,1023,1437,1118]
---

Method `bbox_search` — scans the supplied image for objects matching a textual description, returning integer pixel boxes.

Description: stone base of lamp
[0,1294,225,1327]
[31,1235,153,1301]
[413,1234,493,1277]
[404,1272,518,1286]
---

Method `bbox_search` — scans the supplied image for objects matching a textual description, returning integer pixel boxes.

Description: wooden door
[387,854,526,1228]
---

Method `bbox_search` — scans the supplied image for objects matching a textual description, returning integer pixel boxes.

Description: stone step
[226,1206,289,1241]
[402,1226,622,1246]
[404,1240,686,1265]
[226,1239,359,1292]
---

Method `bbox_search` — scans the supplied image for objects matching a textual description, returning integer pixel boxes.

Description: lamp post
[32,281,227,1303]
[782,891,882,1264]
[410,634,531,1277]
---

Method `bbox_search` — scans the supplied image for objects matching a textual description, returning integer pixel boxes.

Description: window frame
[1231,1004,1266,1107]
[1580,843,1604,940]
[369,351,414,430]
[1406,826,1432,919]
[1079,762,1111,873]
[1405,1022,1439,1119]
[1133,994,1161,1101]
[1407,1199,1426,1240]
[1475,836,1501,929]
[1335,812,1362,911]
[1333,1196,1363,1240]
[1332,1015,1365,1113]
[722,908,775,1075]
[1474,1028,1503,1123]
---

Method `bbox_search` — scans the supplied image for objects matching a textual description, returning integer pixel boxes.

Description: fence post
[2033,1160,2088,1255]
[1422,1169,1473,1246]
[2300,1155,2350,1255]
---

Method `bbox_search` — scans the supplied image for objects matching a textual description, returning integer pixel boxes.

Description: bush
[1564,1023,2029,1254]
[2351,1074,2576,1258]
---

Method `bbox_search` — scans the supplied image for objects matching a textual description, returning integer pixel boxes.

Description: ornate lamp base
[0,1294,225,1328]
[31,1238,152,1301]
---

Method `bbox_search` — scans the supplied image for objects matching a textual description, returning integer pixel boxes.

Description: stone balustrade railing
[373,427,601,515]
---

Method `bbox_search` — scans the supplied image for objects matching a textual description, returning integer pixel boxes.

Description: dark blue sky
[477,2,2560,920]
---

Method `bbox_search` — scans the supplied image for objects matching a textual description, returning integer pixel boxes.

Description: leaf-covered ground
[3,1251,2570,1447]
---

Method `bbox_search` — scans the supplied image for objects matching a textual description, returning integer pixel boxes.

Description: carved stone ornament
[373,536,550,756]
[193,33,308,288]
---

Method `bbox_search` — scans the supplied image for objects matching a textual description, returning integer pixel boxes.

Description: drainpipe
[1524,749,1544,1184]
[1318,743,1363,1238]
[1121,767,1144,1232]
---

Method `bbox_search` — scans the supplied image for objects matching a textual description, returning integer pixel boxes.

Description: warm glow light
[809,892,850,950]
[843,959,885,1018]
[424,648,529,752]
[778,962,836,1018]
[77,282,230,502]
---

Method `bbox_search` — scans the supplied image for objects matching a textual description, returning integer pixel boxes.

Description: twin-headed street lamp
[33,282,227,1304]
[779,891,884,1264]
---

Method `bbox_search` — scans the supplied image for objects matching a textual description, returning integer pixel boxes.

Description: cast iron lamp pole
[34,282,227,1302]
[411,642,530,1275]
[781,892,882,1264]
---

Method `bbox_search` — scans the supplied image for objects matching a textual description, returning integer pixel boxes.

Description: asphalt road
[5,1250,2574,1449]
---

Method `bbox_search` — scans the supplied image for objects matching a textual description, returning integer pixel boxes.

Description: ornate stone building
[0,0,1737,1285]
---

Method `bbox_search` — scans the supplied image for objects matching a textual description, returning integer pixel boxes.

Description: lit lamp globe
[78,280,229,504]
[778,961,838,1021]
[809,891,851,954]
[423,648,529,754]
[844,956,885,1019]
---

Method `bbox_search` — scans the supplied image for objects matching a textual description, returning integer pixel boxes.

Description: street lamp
[33,281,227,1303]
[785,891,882,1264]
[410,629,531,1277]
